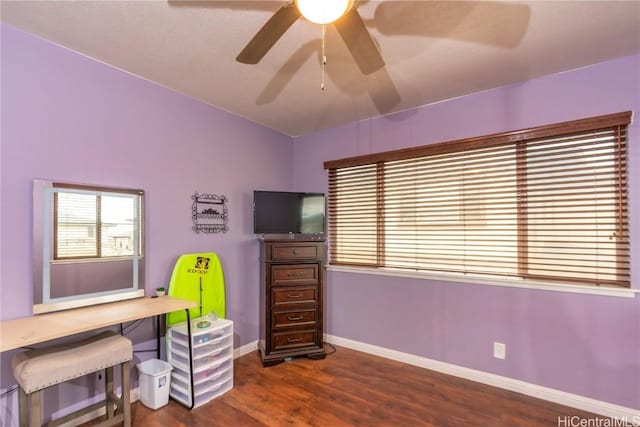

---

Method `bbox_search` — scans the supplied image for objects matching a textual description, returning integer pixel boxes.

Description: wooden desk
[0,296,196,352]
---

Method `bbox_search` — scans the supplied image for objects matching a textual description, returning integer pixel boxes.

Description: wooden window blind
[324,112,631,287]
[53,184,143,260]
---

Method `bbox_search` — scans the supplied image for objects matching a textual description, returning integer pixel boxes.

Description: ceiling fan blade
[334,8,385,75]
[236,2,300,64]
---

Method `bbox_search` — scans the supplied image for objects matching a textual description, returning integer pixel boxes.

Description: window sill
[326,265,638,299]
[51,255,142,265]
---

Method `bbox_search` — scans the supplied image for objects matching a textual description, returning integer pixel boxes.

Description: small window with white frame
[33,180,145,313]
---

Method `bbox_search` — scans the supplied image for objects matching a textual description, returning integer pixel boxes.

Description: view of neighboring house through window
[55,189,139,259]
[325,112,631,288]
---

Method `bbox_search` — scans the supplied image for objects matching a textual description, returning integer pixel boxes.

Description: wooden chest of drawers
[258,239,326,366]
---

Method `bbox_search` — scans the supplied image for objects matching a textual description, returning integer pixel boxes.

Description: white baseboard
[324,334,640,421]
[235,340,258,359]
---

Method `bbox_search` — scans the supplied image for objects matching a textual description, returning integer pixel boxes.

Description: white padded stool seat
[12,331,132,393]
[12,330,133,427]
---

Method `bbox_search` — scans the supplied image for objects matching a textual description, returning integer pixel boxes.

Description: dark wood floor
[94,344,598,426]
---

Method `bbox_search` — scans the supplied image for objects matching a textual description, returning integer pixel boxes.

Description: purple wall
[1,23,292,421]
[294,55,640,409]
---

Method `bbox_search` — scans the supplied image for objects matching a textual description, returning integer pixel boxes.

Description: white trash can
[136,359,173,409]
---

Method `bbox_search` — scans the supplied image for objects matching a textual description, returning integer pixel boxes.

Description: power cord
[120,319,144,335]
[323,342,337,355]
[121,319,159,354]
[0,386,17,399]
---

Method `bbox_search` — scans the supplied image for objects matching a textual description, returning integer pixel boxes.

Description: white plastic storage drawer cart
[167,317,234,408]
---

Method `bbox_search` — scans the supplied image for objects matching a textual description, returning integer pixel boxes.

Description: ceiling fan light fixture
[295,0,354,24]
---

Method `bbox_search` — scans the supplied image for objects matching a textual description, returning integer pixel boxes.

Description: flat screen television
[253,191,325,236]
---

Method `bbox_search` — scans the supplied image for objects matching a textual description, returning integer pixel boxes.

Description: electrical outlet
[493,342,506,360]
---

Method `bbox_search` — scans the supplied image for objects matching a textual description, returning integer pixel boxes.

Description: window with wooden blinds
[324,112,631,288]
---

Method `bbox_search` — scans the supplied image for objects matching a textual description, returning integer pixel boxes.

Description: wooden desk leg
[105,366,115,419]
[18,387,28,427]
[30,390,41,427]
[122,360,131,427]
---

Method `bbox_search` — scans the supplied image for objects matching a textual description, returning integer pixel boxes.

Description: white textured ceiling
[2,1,639,136]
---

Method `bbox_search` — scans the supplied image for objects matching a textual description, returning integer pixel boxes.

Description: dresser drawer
[272,286,317,307]
[271,244,319,260]
[272,309,317,329]
[271,264,318,286]
[272,330,317,351]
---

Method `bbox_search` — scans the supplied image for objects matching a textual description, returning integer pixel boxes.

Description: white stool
[12,330,133,427]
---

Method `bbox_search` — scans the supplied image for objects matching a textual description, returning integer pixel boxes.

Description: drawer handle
[286,293,303,298]
[293,250,299,254]
[287,271,306,277]
[287,316,304,321]
[287,337,301,343]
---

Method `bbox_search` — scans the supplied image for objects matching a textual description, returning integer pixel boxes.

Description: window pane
[56,192,97,258]
[328,165,378,266]
[101,195,136,257]
[383,145,518,276]
[523,129,628,284]
[55,189,141,260]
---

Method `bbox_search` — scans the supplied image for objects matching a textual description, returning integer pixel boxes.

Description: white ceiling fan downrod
[321,23,327,91]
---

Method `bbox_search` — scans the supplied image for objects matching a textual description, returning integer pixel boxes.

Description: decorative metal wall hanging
[192,192,228,233]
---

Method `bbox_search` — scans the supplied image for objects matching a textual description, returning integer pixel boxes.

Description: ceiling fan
[236,0,385,75]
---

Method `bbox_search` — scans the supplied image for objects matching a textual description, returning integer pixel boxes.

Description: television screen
[253,191,325,235]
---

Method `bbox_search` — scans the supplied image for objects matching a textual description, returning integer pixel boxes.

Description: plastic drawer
[193,358,232,384]
[170,375,233,409]
[169,351,232,376]
[171,358,231,387]
[171,335,229,358]
[192,329,225,345]
[168,330,189,347]
[169,384,191,407]
[173,369,232,396]
[169,344,232,371]
[194,370,232,396]
[169,319,233,345]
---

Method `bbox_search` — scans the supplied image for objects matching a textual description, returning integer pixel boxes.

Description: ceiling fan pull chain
[321,23,326,91]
